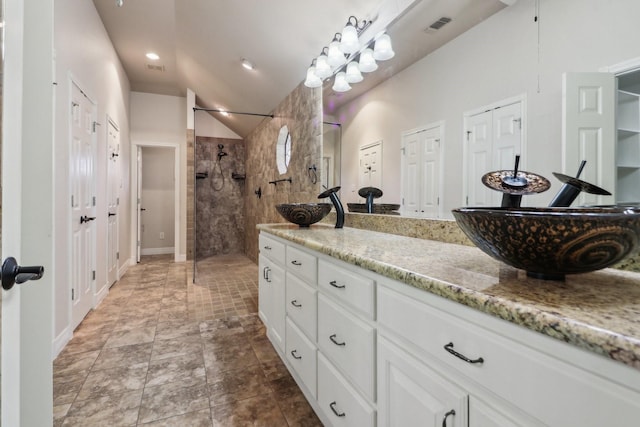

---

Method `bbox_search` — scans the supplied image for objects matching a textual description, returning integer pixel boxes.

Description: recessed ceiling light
[146,52,160,61]
[241,58,254,70]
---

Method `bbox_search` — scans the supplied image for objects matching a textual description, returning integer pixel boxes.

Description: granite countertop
[257,223,640,371]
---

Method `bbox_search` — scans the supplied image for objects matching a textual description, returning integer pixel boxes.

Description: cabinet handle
[329,280,345,289]
[263,266,269,280]
[291,350,302,360]
[442,409,455,427]
[263,245,272,250]
[290,300,302,308]
[265,267,272,283]
[329,334,346,346]
[291,260,302,266]
[444,342,484,364]
[329,401,346,417]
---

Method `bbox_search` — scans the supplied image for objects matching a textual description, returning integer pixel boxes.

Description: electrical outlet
[159,232,165,240]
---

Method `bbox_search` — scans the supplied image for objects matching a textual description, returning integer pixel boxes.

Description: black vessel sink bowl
[276,203,332,227]
[452,207,640,280]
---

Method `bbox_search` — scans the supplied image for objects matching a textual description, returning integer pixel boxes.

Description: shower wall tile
[244,84,323,262]
[195,137,246,259]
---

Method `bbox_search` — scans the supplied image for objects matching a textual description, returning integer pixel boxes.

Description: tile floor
[53,254,322,426]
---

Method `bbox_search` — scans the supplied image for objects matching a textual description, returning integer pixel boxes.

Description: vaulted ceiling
[93,0,507,137]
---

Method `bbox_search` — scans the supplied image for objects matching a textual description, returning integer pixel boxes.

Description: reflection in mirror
[322,122,341,190]
[276,125,291,174]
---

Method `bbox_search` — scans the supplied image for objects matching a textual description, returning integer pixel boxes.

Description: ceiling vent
[146,63,165,72]
[424,17,452,34]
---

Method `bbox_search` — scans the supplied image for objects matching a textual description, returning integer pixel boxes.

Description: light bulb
[340,23,359,54]
[332,72,352,92]
[373,34,395,61]
[345,62,363,83]
[304,66,322,88]
[359,48,378,73]
[315,54,332,79]
[327,40,346,68]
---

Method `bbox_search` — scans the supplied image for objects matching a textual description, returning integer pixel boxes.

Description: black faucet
[318,186,344,229]
[358,187,383,213]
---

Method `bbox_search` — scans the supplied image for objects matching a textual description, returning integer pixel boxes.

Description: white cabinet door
[258,254,285,352]
[378,336,468,427]
[562,72,616,206]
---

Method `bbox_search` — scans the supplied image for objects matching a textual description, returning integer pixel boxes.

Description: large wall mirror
[321,122,341,190]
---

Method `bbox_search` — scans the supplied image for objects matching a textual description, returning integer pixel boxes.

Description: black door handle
[140,208,146,211]
[108,212,116,217]
[1,257,44,290]
[80,215,96,224]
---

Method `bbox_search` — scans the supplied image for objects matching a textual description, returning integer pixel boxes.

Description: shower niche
[195,137,246,259]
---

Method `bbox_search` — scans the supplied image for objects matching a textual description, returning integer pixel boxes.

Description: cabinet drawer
[259,233,285,264]
[318,353,375,427]
[286,246,317,284]
[318,259,375,319]
[378,281,640,426]
[318,294,375,401]
[286,318,317,399]
[286,272,317,341]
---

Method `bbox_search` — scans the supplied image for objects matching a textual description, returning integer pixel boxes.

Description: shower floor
[189,253,259,321]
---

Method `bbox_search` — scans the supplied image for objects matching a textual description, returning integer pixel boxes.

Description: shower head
[218,144,224,150]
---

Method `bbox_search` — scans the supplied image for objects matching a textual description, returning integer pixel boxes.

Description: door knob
[140,208,146,211]
[80,215,96,224]
[108,212,116,217]
[1,257,44,290]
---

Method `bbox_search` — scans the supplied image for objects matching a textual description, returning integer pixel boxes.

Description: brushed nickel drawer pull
[442,409,455,427]
[291,350,302,360]
[329,280,345,289]
[330,401,345,417]
[291,300,302,308]
[329,334,346,346]
[291,260,302,266]
[444,342,484,364]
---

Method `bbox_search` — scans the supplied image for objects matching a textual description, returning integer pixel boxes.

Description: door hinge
[117,252,120,260]
[466,196,469,205]
[92,196,96,206]
[466,131,472,141]
[71,195,74,206]
[92,270,96,280]
[92,121,101,133]
[117,197,120,205]
[437,197,440,205]
[71,288,74,301]
[513,118,522,129]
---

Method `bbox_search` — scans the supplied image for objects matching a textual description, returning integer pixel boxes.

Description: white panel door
[2,1,54,424]
[359,141,382,191]
[402,132,420,213]
[563,72,616,206]
[107,119,120,286]
[70,81,97,331]
[420,127,441,217]
[378,336,468,427]
[467,111,493,206]
[493,103,522,170]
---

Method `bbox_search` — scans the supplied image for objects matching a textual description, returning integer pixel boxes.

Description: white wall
[53,0,131,354]
[195,111,242,138]
[141,147,175,254]
[337,0,640,216]
[130,92,187,261]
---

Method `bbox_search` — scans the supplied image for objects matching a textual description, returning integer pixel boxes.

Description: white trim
[52,327,72,360]
[141,246,176,256]
[461,93,527,206]
[118,258,130,279]
[131,141,182,263]
[105,114,120,286]
[600,56,640,75]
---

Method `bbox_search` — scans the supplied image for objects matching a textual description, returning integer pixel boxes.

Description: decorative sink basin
[452,207,640,280]
[276,203,332,227]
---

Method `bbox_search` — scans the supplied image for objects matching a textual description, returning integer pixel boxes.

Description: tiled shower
[195,137,246,259]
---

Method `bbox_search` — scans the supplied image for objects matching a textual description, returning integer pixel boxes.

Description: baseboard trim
[141,247,175,256]
[118,258,130,278]
[52,326,72,360]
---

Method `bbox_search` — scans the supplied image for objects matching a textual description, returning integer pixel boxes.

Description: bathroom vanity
[257,223,640,427]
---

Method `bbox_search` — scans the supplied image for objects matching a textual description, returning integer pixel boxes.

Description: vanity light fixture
[303,15,394,92]
[145,52,160,60]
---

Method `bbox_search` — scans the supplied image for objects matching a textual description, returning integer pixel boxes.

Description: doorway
[138,146,177,258]
[359,141,383,193]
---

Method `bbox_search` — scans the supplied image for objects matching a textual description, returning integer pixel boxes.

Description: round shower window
[276,125,292,174]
